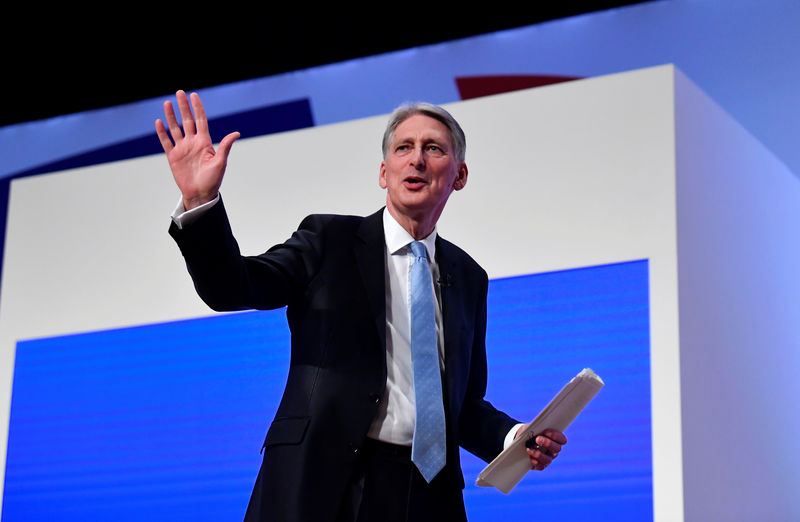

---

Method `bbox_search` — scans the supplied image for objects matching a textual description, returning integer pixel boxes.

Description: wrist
[183,192,218,211]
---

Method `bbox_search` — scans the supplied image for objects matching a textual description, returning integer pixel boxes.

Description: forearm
[459,397,519,462]
[169,198,296,311]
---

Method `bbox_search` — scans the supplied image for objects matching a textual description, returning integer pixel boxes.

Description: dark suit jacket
[169,200,518,522]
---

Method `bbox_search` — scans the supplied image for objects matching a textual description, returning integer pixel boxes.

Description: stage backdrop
[2,66,799,520]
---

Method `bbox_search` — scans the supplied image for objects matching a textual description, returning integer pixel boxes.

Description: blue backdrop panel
[462,259,652,520]
[4,260,650,521]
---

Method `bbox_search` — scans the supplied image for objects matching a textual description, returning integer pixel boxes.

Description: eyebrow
[394,136,449,148]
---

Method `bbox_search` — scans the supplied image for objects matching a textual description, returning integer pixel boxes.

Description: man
[157,91,566,522]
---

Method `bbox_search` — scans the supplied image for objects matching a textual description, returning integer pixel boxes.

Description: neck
[386,200,438,240]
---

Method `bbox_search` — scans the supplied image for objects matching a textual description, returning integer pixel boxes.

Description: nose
[410,146,425,170]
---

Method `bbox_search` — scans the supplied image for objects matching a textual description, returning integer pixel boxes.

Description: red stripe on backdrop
[456,75,581,99]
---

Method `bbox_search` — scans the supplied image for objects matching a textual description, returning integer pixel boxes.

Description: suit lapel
[435,237,465,418]
[354,216,470,416]
[355,209,387,352]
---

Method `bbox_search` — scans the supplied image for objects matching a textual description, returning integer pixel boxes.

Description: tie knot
[410,241,427,260]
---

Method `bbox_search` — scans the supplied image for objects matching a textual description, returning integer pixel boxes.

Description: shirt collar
[383,207,437,260]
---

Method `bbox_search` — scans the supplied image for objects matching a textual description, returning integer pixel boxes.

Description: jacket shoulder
[297,213,364,233]
[436,235,487,279]
[297,208,383,242]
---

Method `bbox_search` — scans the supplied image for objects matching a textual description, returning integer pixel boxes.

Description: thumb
[217,131,241,161]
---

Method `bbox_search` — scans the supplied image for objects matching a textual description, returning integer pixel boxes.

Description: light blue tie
[409,241,446,483]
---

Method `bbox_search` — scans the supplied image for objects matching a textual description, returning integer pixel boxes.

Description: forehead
[392,114,452,142]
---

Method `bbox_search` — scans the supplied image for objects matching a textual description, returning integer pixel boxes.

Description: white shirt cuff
[170,194,220,229]
[504,423,526,450]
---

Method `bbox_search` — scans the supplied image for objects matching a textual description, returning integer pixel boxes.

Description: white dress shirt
[366,208,444,445]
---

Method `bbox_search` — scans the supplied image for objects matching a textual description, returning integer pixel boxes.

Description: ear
[379,161,388,189]
[453,163,468,191]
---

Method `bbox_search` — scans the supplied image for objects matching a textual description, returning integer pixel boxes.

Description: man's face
[379,114,468,227]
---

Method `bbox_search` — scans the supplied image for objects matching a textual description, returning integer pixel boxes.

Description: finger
[155,119,174,153]
[526,448,540,469]
[542,429,567,445]
[535,435,562,456]
[216,131,241,161]
[176,90,196,136]
[163,100,183,141]
[527,447,553,469]
[191,92,209,136]
[526,449,546,471]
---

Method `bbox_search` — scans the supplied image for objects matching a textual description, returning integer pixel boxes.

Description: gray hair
[381,102,466,163]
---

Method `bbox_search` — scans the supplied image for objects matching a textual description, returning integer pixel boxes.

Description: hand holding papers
[476,368,604,494]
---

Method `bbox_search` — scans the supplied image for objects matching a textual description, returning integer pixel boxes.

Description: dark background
[2,2,651,128]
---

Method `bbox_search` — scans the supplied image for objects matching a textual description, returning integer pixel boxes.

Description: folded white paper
[476,368,604,494]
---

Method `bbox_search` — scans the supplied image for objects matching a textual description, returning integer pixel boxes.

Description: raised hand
[155,90,240,210]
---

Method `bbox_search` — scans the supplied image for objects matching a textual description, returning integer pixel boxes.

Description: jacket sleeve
[457,270,520,463]
[168,197,325,312]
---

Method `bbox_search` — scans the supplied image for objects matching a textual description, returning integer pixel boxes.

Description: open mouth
[404,176,426,185]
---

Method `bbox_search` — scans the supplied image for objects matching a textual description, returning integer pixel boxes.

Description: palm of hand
[156,90,240,210]
[167,131,225,204]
